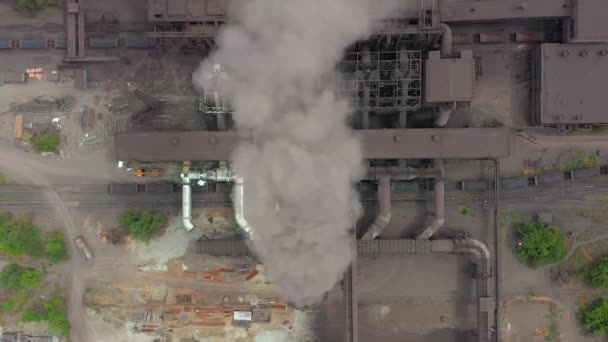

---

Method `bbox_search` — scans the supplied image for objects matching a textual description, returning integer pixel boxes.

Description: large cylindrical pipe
[416,160,446,240]
[361,176,391,240]
[435,101,456,128]
[440,23,453,57]
[233,176,253,237]
[182,182,195,231]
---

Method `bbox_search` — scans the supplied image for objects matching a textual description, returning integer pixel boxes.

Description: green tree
[44,293,70,335]
[516,223,566,267]
[0,264,24,289]
[0,218,43,257]
[119,210,165,243]
[0,264,41,290]
[45,231,68,262]
[19,268,41,289]
[578,298,608,336]
[31,133,61,153]
[586,257,608,289]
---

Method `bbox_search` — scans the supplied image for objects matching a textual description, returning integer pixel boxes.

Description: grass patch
[0,174,14,186]
[31,133,61,153]
[461,206,475,217]
[499,210,525,230]
[586,194,608,202]
[545,303,561,342]
[591,125,608,134]
[558,151,606,172]
[561,208,608,225]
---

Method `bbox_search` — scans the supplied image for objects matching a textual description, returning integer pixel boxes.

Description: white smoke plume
[194,0,403,307]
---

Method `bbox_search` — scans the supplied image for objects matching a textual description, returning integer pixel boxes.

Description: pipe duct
[181,173,195,231]
[361,176,392,240]
[435,101,456,128]
[232,176,253,237]
[440,23,453,57]
[416,159,446,240]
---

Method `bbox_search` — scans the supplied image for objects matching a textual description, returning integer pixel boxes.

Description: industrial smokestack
[193,0,405,308]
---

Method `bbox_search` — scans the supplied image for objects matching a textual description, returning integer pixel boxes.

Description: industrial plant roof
[571,0,608,42]
[114,128,510,162]
[441,0,570,22]
[425,50,474,103]
[147,0,225,22]
[537,43,608,124]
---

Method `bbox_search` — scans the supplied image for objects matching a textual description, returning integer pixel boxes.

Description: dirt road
[0,143,96,341]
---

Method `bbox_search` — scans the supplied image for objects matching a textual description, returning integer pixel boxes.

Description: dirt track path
[0,144,92,342]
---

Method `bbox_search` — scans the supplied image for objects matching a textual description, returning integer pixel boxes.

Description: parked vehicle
[74,236,93,260]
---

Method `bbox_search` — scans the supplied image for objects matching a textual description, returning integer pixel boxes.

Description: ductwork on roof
[181,172,198,231]
[440,23,453,56]
[416,159,446,240]
[180,167,253,237]
[435,101,457,127]
[361,176,391,240]
[232,176,253,237]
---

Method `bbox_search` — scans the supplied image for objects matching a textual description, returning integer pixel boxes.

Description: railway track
[1,180,607,209]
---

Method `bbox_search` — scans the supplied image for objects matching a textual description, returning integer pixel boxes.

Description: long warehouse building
[114,128,511,161]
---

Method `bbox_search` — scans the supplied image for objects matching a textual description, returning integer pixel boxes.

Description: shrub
[119,210,165,243]
[45,231,68,262]
[0,264,42,290]
[516,223,567,267]
[578,298,608,336]
[31,133,61,153]
[44,293,70,335]
[22,292,70,335]
[0,264,23,289]
[16,0,45,10]
[461,207,475,216]
[19,268,41,289]
[0,217,43,257]
[22,307,45,322]
[586,257,608,289]
[2,298,15,312]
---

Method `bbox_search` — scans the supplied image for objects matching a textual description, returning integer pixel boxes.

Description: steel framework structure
[339,50,422,113]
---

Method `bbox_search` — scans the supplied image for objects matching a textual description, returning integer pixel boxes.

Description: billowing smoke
[194,0,402,307]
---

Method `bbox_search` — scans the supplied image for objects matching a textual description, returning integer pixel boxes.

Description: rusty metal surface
[114,128,511,161]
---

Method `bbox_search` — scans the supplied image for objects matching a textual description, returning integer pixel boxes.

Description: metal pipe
[432,238,493,342]
[416,159,446,240]
[233,176,253,237]
[361,176,391,240]
[181,174,195,231]
[440,23,453,56]
[435,101,456,127]
[493,159,501,342]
